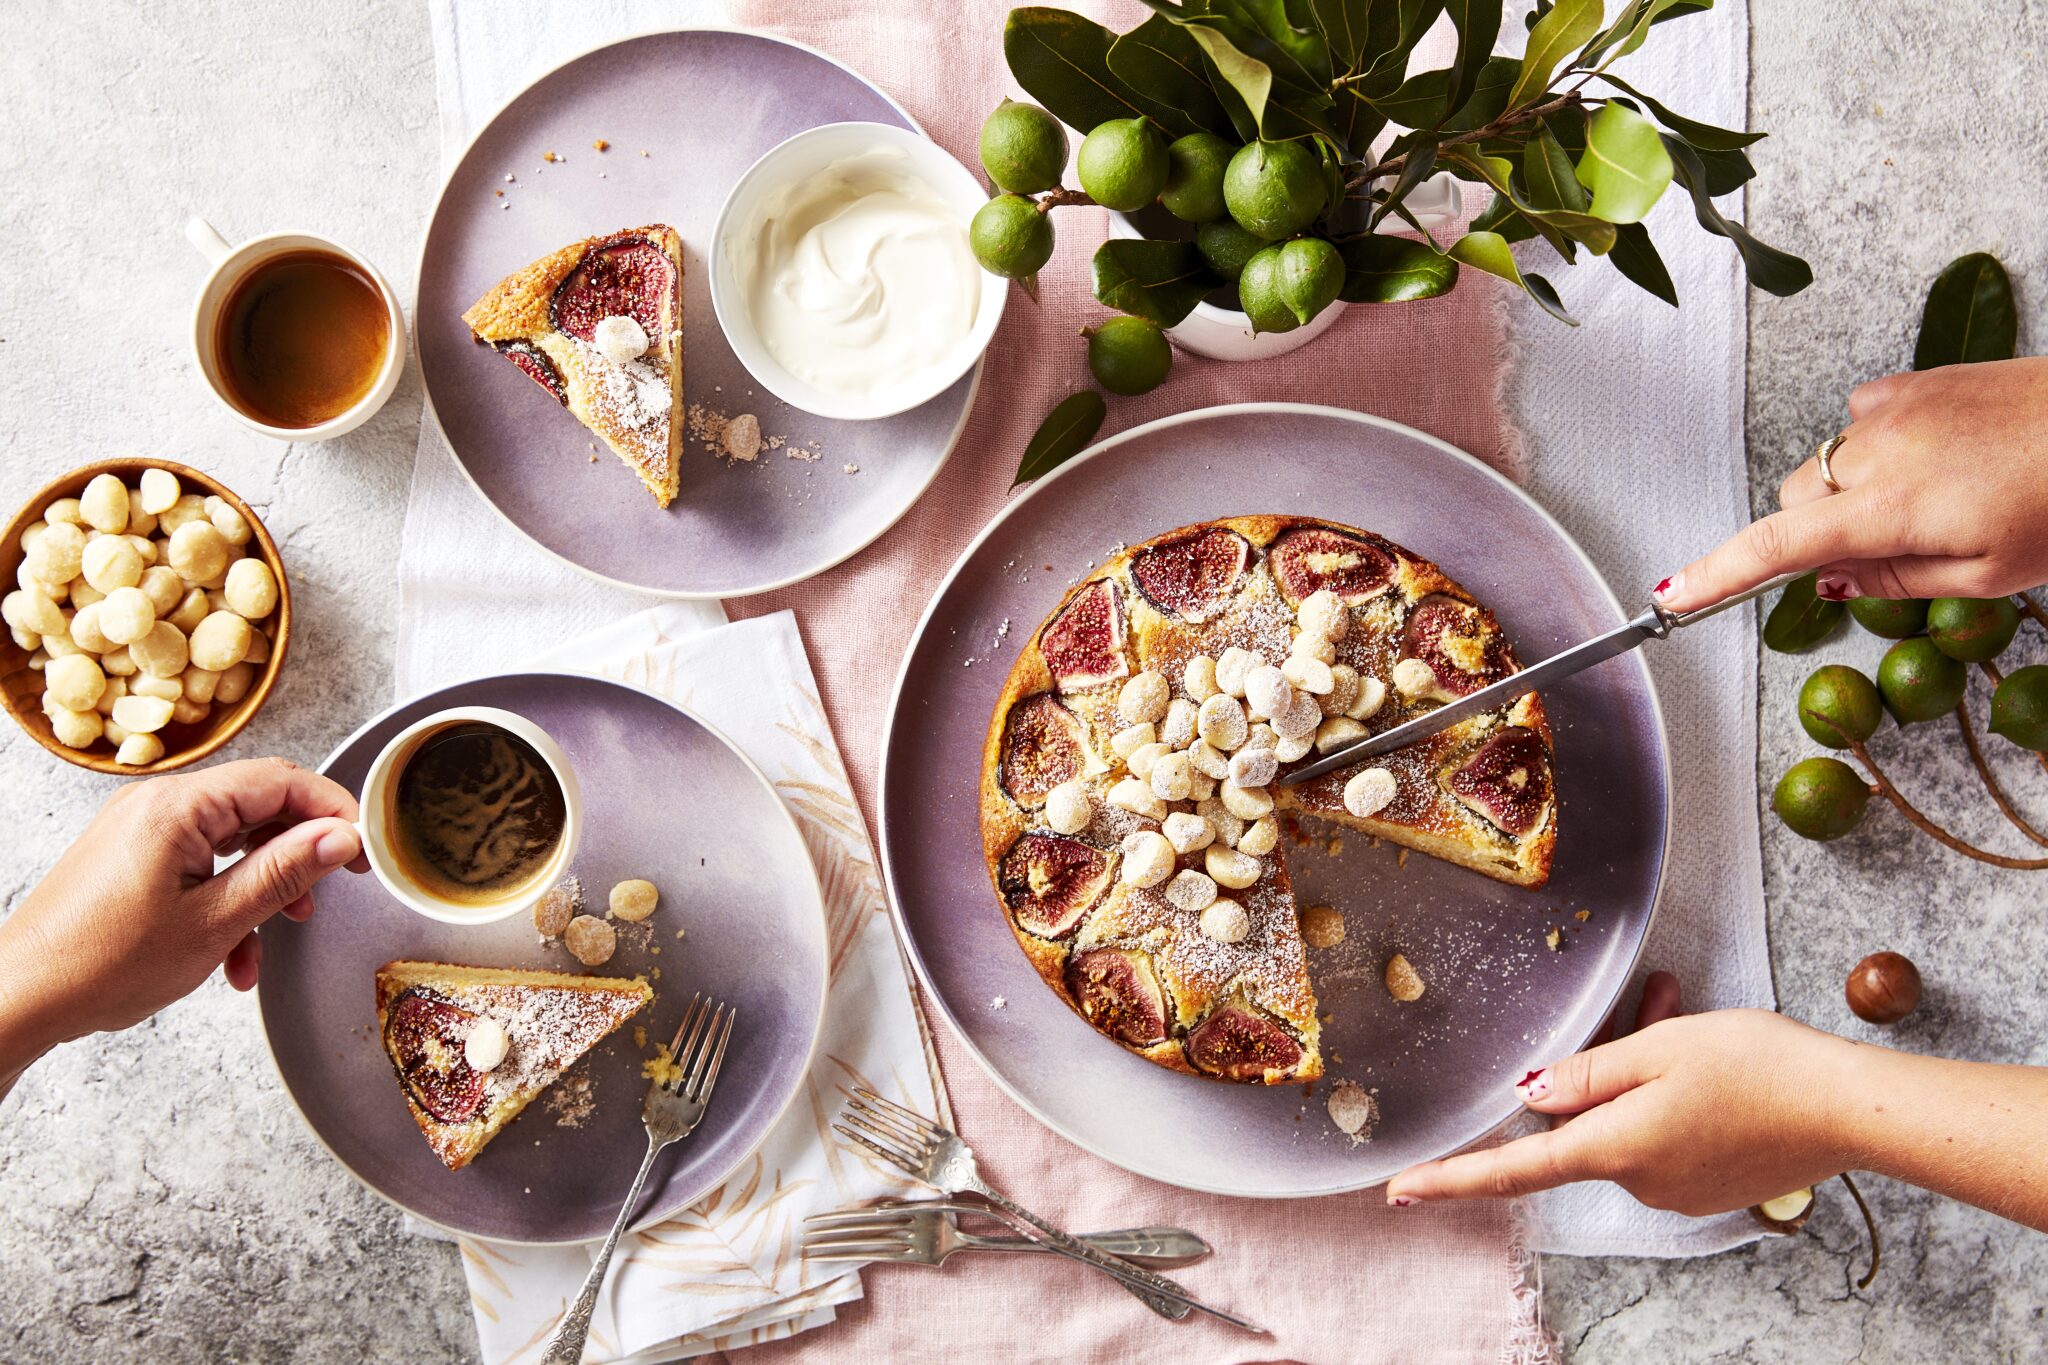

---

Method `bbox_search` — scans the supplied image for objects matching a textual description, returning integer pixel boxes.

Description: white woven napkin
[401,606,941,1363]
[1503,0,1772,1257]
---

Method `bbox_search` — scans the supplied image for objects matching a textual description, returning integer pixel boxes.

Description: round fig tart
[979,516,1556,1085]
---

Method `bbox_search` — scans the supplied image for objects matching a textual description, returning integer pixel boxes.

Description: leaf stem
[1847,738,2048,869]
[1838,1173,1881,1291]
[2018,592,2048,633]
[1343,91,1587,195]
[1954,700,2048,847]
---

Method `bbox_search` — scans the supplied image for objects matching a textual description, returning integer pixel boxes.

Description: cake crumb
[544,1070,596,1128]
[633,1026,648,1049]
[843,463,860,475]
[989,995,1006,1010]
[1545,927,1562,951]
[1327,1081,1378,1145]
[543,150,562,163]
[592,138,610,151]
[1395,847,1409,869]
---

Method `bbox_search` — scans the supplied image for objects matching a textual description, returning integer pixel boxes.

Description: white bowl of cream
[711,121,1001,421]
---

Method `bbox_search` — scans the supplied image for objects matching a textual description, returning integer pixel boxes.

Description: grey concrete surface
[1,1,2043,1361]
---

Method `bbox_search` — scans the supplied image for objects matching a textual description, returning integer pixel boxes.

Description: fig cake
[463,225,684,508]
[375,960,652,1170]
[979,517,1555,1085]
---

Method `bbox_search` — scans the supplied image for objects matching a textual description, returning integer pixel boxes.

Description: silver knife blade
[1277,570,1802,787]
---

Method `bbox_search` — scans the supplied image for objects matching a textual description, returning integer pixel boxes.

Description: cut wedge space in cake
[463,224,684,508]
[375,961,652,1170]
[980,517,1556,1086]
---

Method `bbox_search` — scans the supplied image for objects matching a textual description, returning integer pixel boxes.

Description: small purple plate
[415,29,975,598]
[879,404,1669,1197]
[259,673,827,1243]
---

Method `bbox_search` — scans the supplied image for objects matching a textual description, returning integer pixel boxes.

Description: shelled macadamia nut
[609,878,659,922]
[188,611,251,672]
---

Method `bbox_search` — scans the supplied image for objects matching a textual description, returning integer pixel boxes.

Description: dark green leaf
[1143,0,1333,100]
[1607,222,1677,304]
[1330,86,1388,159]
[1522,125,1589,212]
[1582,0,1712,68]
[1338,233,1459,301]
[1591,73,1764,149]
[1687,143,1754,196]
[1371,137,1439,227]
[1914,252,2017,370]
[1444,146,1615,254]
[1470,192,1540,244]
[1305,0,1372,69]
[1369,55,1517,130]
[1107,14,1231,138]
[1004,8,1149,134]
[1762,573,1846,653]
[1442,0,1504,124]
[1014,391,1108,487]
[1351,0,1446,97]
[1663,136,1813,296]
[1444,229,1577,323]
[1092,238,1222,325]
[1506,0,1601,110]
[1575,102,1673,223]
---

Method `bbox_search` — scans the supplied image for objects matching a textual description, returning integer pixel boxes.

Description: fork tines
[831,1087,940,1175]
[665,992,736,1102]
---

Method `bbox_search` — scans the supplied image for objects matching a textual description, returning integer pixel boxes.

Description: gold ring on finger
[1815,433,1847,494]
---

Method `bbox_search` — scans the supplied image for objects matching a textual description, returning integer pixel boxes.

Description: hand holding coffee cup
[356,707,582,924]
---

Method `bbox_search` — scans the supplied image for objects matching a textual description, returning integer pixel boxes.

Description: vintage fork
[540,994,737,1365]
[803,1199,1213,1268]
[833,1088,1264,1333]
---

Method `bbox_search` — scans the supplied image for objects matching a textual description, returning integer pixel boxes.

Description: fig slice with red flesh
[1186,1005,1305,1082]
[488,340,567,405]
[384,989,487,1123]
[1401,593,1513,698]
[1446,727,1552,838]
[1039,579,1129,692]
[1000,693,1087,809]
[1001,833,1114,940]
[1268,527,1395,606]
[1129,527,1249,622]
[1064,947,1169,1046]
[549,235,675,341]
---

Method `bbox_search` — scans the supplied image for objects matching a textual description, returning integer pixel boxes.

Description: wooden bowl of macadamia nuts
[1,459,290,775]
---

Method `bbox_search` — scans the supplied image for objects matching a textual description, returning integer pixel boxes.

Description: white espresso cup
[356,706,584,926]
[185,216,407,442]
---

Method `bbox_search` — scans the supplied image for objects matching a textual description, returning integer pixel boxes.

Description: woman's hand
[0,757,367,1084]
[1386,974,1860,1215]
[1656,356,2048,611]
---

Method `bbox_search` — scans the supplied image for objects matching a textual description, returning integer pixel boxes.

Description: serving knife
[1279,571,1801,787]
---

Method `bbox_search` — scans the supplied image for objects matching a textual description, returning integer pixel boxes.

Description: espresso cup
[356,706,584,925]
[185,216,407,442]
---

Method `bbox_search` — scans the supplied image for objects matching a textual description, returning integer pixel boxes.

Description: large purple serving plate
[880,404,1669,1197]
[415,29,975,597]
[259,673,827,1243]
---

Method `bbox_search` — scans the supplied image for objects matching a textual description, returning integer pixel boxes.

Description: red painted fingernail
[1652,573,1682,604]
[1514,1067,1550,1101]
[1654,577,1672,596]
[1815,572,1858,601]
[1388,1195,1420,1208]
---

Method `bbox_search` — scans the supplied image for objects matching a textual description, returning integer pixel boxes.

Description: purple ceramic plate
[259,673,827,1243]
[415,30,974,598]
[879,404,1669,1197]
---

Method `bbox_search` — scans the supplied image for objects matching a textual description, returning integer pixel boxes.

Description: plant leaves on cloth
[1914,252,2017,370]
[1763,572,1846,654]
[1014,391,1108,487]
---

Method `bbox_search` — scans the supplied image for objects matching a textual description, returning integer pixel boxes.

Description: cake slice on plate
[375,960,652,1171]
[463,224,684,508]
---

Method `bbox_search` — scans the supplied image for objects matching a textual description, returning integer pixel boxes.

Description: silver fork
[833,1089,1264,1334]
[540,994,737,1365]
[803,1199,1213,1268]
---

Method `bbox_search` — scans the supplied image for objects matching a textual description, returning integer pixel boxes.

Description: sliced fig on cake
[383,989,487,1124]
[1039,579,1128,692]
[1268,527,1396,606]
[1064,947,1169,1046]
[487,340,567,405]
[1129,527,1250,623]
[1000,834,1114,940]
[999,693,1088,809]
[1186,1005,1305,1082]
[1400,593,1513,698]
[549,233,676,340]
[1446,727,1552,838]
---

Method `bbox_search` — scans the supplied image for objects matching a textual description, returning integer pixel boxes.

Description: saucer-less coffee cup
[355,706,583,926]
[186,216,407,442]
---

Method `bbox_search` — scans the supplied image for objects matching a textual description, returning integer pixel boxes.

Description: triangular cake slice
[375,961,652,1171]
[463,224,684,508]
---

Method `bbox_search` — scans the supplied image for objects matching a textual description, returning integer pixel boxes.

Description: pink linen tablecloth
[722,3,1552,1360]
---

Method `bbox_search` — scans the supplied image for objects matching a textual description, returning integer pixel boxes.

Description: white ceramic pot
[1107,171,1464,362]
